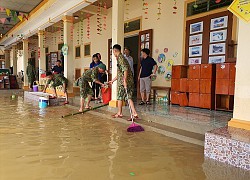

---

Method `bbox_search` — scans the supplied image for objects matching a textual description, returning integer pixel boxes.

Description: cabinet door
[171,91,180,105]
[201,64,213,79]
[189,93,200,107]
[229,63,236,81]
[216,63,230,79]
[171,79,180,91]
[188,65,201,79]
[172,66,187,79]
[216,79,229,95]
[200,94,211,109]
[180,78,189,92]
[200,79,212,94]
[189,79,200,93]
[229,79,235,95]
[178,93,189,107]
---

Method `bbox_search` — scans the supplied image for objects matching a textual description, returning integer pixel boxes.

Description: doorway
[124,35,139,96]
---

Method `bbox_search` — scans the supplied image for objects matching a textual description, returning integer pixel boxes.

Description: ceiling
[0,0,43,36]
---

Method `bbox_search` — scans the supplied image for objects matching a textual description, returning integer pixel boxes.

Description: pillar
[109,0,124,107]
[38,30,46,84]
[22,39,29,88]
[62,16,74,93]
[4,50,10,69]
[12,45,17,75]
[228,20,250,131]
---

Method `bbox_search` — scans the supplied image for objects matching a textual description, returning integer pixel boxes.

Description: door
[137,29,153,99]
[75,68,81,80]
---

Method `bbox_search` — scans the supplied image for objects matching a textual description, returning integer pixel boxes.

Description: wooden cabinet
[200,79,212,94]
[216,95,234,111]
[229,63,236,81]
[188,79,200,93]
[201,64,213,79]
[172,65,188,79]
[178,93,189,107]
[216,79,229,95]
[171,79,180,91]
[180,78,189,92]
[216,63,230,79]
[200,94,212,109]
[188,65,201,79]
[189,93,200,107]
[229,79,235,95]
[171,91,180,105]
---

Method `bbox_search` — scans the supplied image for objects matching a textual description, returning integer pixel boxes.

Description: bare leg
[140,92,145,102]
[146,93,150,102]
[64,92,68,102]
[52,88,57,98]
[128,99,138,116]
[79,97,84,112]
[85,95,92,108]
[117,100,123,115]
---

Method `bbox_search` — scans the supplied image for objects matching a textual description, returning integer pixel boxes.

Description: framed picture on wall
[210,16,228,30]
[188,57,202,65]
[189,34,203,46]
[190,21,203,34]
[209,56,225,64]
[84,43,91,57]
[210,30,227,43]
[145,42,150,49]
[189,46,202,57]
[209,43,226,55]
[141,34,145,42]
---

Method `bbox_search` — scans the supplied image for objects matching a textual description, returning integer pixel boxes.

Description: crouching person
[78,64,106,112]
[43,72,69,104]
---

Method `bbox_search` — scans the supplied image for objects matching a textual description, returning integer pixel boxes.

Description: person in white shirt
[123,47,134,76]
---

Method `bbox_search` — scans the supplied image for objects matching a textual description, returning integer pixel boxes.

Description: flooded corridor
[0,96,249,180]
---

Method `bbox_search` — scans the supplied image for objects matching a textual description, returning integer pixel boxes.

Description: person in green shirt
[26,60,36,90]
[43,72,69,104]
[77,63,106,112]
[109,44,139,121]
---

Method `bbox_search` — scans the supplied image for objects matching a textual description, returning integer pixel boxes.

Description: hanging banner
[6,17,11,23]
[11,10,16,17]
[0,18,6,24]
[6,8,10,16]
[228,0,250,23]
[18,16,23,21]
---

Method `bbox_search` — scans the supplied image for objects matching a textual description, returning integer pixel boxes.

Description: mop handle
[125,88,134,123]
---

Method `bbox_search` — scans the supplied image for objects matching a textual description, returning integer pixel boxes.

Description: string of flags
[0,6,29,25]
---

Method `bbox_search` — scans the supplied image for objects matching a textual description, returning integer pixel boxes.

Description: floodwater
[0,96,249,180]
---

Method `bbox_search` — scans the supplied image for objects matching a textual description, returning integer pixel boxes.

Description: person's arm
[152,65,158,76]
[43,84,48,93]
[138,67,142,81]
[94,80,104,87]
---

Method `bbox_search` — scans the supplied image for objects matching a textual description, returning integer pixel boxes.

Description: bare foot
[79,108,83,112]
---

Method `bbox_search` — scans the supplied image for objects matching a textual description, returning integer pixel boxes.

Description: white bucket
[39,97,49,108]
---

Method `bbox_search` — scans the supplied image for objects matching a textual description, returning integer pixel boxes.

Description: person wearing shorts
[138,48,158,105]
[77,64,106,112]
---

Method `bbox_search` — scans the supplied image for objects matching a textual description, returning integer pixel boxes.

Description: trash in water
[129,172,135,176]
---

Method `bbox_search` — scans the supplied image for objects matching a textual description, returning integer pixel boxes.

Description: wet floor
[0,96,249,180]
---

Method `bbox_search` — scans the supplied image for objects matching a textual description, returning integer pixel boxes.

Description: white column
[229,20,250,131]
[110,0,124,103]
[12,45,17,75]
[4,50,10,69]
[62,16,74,93]
[23,39,29,87]
[38,30,46,84]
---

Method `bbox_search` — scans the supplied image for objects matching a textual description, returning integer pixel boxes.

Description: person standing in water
[90,54,102,100]
[109,44,138,121]
[26,59,36,90]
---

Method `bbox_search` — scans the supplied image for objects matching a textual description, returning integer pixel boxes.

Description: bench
[151,86,171,105]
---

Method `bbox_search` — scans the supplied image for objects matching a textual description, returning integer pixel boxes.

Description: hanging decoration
[87,13,90,39]
[103,1,107,31]
[142,0,149,20]
[77,20,80,45]
[125,0,130,28]
[81,18,84,44]
[97,1,102,35]
[193,0,198,9]
[0,7,28,23]
[157,0,161,20]
[60,21,64,42]
[173,0,178,14]
[70,23,74,41]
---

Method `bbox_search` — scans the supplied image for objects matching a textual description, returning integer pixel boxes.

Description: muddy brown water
[0,96,249,180]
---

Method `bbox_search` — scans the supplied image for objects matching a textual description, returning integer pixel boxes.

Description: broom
[62,103,108,118]
[125,88,144,132]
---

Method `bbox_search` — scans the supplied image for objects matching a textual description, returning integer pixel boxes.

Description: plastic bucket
[33,85,38,92]
[39,97,49,108]
[102,87,111,104]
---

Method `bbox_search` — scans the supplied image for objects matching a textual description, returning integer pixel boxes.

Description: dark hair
[141,48,150,56]
[56,60,61,63]
[124,47,131,52]
[113,44,121,51]
[46,71,53,76]
[92,54,99,59]
[96,53,101,60]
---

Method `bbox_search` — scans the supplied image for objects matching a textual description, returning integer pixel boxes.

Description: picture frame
[145,33,150,41]
[210,30,227,43]
[189,34,203,46]
[209,56,226,64]
[210,16,228,30]
[145,42,150,49]
[189,46,202,57]
[141,43,145,49]
[209,43,226,55]
[84,43,91,57]
[141,34,145,42]
[188,57,202,65]
[190,21,203,34]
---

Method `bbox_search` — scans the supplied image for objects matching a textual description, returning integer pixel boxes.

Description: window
[124,17,141,34]
[58,43,64,51]
[45,47,49,54]
[75,46,81,58]
[84,43,91,57]
[187,0,233,17]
